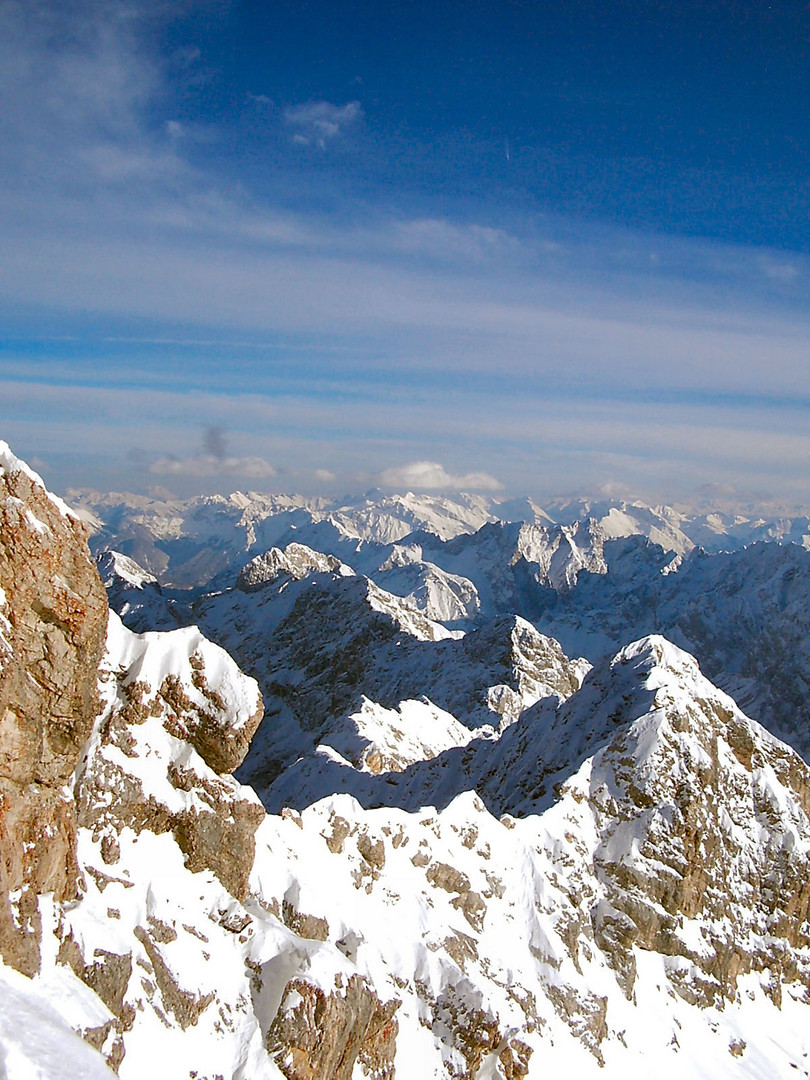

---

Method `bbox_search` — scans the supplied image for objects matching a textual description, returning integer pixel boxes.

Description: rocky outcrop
[553,638,810,1006]
[237,543,348,591]
[0,444,108,974]
[267,974,399,1080]
[77,617,265,901]
[0,444,271,1075]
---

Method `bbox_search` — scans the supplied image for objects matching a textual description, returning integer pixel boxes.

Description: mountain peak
[0,440,76,520]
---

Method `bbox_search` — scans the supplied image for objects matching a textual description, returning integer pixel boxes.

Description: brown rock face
[162,657,263,776]
[267,974,399,1080]
[0,455,108,973]
[0,465,107,785]
[588,679,810,1006]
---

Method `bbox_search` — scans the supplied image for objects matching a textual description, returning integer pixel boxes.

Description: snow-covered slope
[252,636,810,1078]
[0,963,115,1079]
[30,611,810,1079]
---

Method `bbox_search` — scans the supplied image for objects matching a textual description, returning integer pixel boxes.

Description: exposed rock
[58,931,134,1068]
[426,861,471,895]
[133,925,214,1029]
[0,447,108,785]
[324,812,352,854]
[281,901,329,942]
[266,974,399,1080]
[160,646,264,775]
[357,831,385,871]
[545,984,608,1064]
[0,444,108,973]
[421,979,534,1079]
[0,779,80,975]
[76,621,266,900]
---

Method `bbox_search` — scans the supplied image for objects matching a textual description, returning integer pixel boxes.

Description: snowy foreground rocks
[1,442,810,1077]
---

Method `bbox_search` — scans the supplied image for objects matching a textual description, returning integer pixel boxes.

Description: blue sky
[1,0,809,504]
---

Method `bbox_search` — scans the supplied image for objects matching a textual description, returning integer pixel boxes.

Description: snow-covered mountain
[72,488,500,588]
[542,494,810,554]
[100,502,810,766]
[189,562,586,795]
[4,443,810,1078]
[71,485,810,589]
[81,486,810,765]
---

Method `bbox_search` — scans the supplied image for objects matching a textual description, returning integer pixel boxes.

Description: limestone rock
[266,973,399,1080]
[0,445,107,786]
[0,443,108,972]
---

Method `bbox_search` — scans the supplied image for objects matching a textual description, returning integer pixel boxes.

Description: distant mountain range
[70,485,810,587]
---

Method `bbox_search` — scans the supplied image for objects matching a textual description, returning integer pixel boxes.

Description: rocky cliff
[0,444,108,976]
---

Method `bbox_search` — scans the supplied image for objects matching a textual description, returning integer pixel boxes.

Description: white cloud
[283,100,362,148]
[314,468,336,482]
[148,454,276,479]
[378,461,504,492]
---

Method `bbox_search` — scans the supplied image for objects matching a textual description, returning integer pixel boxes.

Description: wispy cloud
[3,374,810,506]
[378,461,504,492]
[148,453,277,479]
[0,0,180,193]
[758,256,801,283]
[165,119,216,144]
[388,218,522,262]
[283,100,363,148]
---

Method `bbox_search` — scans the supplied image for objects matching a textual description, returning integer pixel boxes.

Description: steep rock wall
[0,444,108,973]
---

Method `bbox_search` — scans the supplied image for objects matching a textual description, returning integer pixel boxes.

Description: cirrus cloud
[378,460,503,492]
